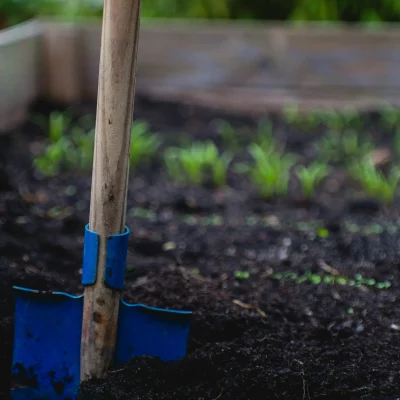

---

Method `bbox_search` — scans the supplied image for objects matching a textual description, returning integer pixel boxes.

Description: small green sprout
[215,119,241,152]
[70,127,95,171]
[272,270,391,290]
[316,227,329,238]
[295,162,330,200]
[283,106,363,133]
[244,143,297,199]
[380,103,400,131]
[48,111,70,143]
[282,104,321,133]
[200,214,224,226]
[33,111,72,144]
[349,157,400,204]
[255,118,278,152]
[316,129,374,164]
[130,121,163,171]
[33,137,75,176]
[128,207,156,220]
[315,107,362,131]
[164,141,232,188]
[235,270,250,280]
[33,113,161,177]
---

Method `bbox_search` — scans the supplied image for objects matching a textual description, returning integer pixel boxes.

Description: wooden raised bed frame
[2,18,400,132]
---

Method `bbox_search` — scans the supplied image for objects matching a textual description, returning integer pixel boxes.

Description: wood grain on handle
[81,0,141,382]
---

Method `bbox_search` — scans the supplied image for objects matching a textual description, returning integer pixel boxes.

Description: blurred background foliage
[2,0,400,28]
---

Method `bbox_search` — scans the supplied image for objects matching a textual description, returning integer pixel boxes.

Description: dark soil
[1,95,400,400]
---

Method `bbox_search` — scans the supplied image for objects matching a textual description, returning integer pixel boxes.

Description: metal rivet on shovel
[10,1,192,399]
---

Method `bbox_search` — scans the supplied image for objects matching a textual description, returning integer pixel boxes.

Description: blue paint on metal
[81,224,130,289]
[10,287,83,400]
[81,224,99,286]
[115,300,192,364]
[104,227,130,289]
[10,287,192,400]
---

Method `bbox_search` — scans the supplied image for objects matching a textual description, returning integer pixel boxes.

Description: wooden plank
[283,27,400,88]
[42,20,400,112]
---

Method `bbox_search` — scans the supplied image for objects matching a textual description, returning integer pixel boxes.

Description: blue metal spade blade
[10,288,191,400]
[10,225,192,400]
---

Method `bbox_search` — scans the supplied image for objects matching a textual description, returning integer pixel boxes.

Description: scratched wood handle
[80,0,141,382]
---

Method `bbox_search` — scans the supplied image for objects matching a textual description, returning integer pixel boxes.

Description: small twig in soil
[232,299,267,318]
[317,259,340,276]
[293,359,310,400]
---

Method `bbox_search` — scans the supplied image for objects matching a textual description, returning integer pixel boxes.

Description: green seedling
[200,214,224,226]
[281,106,363,133]
[33,111,95,176]
[273,269,391,290]
[69,127,95,171]
[320,107,363,132]
[164,141,232,188]
[130,121,163,171]
[33,111,72,144]
[282,104,321,133]
[215,119,241,152]
[295,162,330,199]
[316,227,329,238]
[33,113,161,177]
[244,143,297,199]
[316,129,374,164]
[255,118,278,152]
[212,152,233,188]
[234,270,250,280]
[349,157,400,204]
[380,103,400,131]
[33,136,76,177]
[128,207,156,220]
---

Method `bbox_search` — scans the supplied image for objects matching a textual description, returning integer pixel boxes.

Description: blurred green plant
[0,0,35,28]
[129,121,163,171]
[34,0,102,19]
[234,270,250,280]
[316,129,374,164]
[272,269,391,289]
[164,140,232,187]
[254,118,279,152]
[349,157,400,204]
[380,104,400,131]
[283,105,363,134]
[3,0,400,24]
[141,0,230,19]
[282,105,322,133]
[295,162,330,199]
[33,111,95,176]
[33,113,161,177]
[214,120,242,152]
[239,143,297,200]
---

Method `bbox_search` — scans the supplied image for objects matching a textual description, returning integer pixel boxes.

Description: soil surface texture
[0,96,400,400]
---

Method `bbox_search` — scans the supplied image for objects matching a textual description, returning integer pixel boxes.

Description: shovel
[10,1,192,399]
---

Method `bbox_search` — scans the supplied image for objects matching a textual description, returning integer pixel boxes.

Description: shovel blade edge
[115,300,192,364]
[10,287,83,400]
[10,287,192,400]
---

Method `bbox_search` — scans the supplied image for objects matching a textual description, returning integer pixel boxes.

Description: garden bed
[1,95,400,399]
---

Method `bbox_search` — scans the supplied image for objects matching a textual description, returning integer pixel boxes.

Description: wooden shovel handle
[81,0,141,382]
